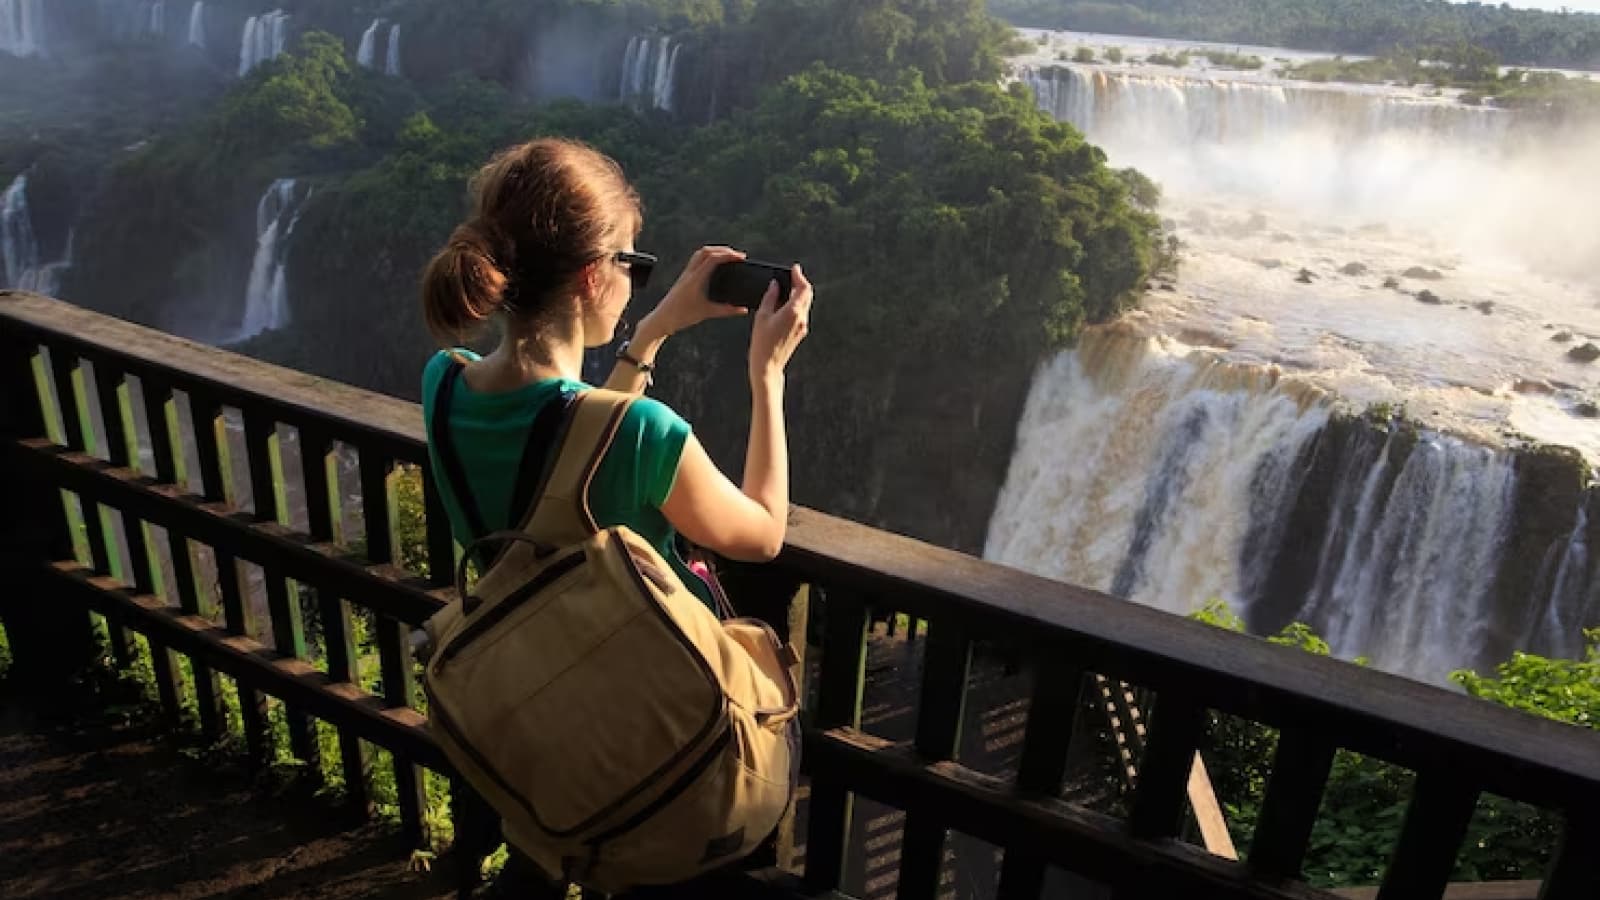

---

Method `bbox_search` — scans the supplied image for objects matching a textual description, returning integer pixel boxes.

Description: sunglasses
[614,251,657,292]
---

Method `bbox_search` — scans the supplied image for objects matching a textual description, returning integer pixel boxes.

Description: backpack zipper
[584,725,734,852]
[435,550,586,670]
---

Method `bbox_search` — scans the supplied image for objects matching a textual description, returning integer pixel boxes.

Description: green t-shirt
[421,349,711,609]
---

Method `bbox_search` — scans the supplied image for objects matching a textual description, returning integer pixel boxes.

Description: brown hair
[421,137,640,344]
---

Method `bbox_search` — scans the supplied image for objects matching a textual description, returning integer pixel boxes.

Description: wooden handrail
[4,291,1599,900]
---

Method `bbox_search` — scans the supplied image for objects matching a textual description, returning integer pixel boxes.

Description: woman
[418,138,812,893]
[421,136,812,606]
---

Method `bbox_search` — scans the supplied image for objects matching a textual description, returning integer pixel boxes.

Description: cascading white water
[1528,505,1600,660]
[619,35,680,111]
[238,9,289,76]
[1,174,40,290]
[385,24,401,77]
[356,17,381,68]
[659,42,682,112]
[984,328,1523,683]
[0,174,70,295]
[0,0,44,58]
[356,18,401,76]
[186,1,205,48]
[1287,435,1516,682]
[1019,64,1514,218]
[231,178,302,343]
[146,0,166,37]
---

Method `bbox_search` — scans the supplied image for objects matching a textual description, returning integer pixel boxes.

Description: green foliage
[0,620,10,682]
[1146,50,1191,68]
[988,0,1600,70]
[1074,46,1096,63]
[1452,629,1600,730]
[1104,45,1124,63]
[1203,50,1263,70]
[218,31,362,153]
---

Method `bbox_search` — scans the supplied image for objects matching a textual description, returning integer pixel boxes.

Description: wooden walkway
[0,695,454,900]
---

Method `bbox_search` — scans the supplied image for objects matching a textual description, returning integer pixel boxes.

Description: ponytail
[421,223,507,343]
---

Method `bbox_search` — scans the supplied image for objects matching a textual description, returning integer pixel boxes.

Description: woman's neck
[468,330,586,392]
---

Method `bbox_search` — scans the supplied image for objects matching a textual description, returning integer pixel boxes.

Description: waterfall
[146,0,165,37]
[619,35,681,111]
[0,0,44,58]
[984,328,1529,684]
[660,42,682,112]
[356,18,381,68]
[238,9,289,76]
[1017,63,1520,221]
[232,178,303,343]
[621,36,641,99]
[1289,436,1516,682]
[385,23,401,76]
[1528,505,1600,660]
[1,174,40,291]
[186,1,204,48]
[34,227,73,297]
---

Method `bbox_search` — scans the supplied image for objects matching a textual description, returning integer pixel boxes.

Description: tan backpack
[421,375,799,894]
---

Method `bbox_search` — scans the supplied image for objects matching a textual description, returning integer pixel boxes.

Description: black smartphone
[707,259,793,309]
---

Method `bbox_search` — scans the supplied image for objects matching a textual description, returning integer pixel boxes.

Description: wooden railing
[2,291,1598,900]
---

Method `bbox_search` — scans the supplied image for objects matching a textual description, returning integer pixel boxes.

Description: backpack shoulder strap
[429,360,491,544]
[522,388,637,545]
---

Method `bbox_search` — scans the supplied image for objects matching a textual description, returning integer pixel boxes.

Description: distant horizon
[1474,0,1600,12]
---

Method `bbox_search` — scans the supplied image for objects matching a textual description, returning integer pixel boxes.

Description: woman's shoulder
[420,348,480,400]
[620,393,691,438]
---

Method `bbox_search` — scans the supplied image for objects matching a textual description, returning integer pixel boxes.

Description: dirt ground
[0,698,456,900]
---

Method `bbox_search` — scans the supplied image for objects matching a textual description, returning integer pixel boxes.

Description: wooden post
[0,334,97,697]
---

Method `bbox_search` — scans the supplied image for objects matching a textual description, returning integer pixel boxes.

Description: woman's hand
[749,264,813,383]
[639,245,750,337]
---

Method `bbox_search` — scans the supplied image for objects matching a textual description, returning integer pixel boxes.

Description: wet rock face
[1552,330,1575,343]
[1340,262,1369,276]
[1567,342,1600,363]
[1295,267,1315,284]
[1416,289,1444,305]
[1404,266,1445,280]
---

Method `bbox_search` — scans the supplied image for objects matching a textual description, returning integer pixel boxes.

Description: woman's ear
[579,259,603,300]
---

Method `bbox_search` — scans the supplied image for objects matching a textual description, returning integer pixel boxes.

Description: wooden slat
[804,588,870,893]
[0,335,96,691]
[807,726,1339,900]
[1250,729,1336,880]
[1129,691,1207,841]
[49,347,134,667]
[245,411,318,773]
[377,613,428,848]
[422,470,454,588]
[41,559,448,771]
[142,377,224,741]
[1539,811,1600,900]
[997,658,1086,900]
[360,447,428,849]
[1375,772,1480,900]
[897,622,973,900]
[191,393,270,768]
[301,427,371,819]
[94,361,183,726]
[6,438,445,625]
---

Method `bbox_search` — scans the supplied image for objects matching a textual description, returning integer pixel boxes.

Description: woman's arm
[660,266,812,562]
[661,374,788,561]
[604,246,748,394]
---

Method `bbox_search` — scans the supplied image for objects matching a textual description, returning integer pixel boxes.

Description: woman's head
[421,137,643,349]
